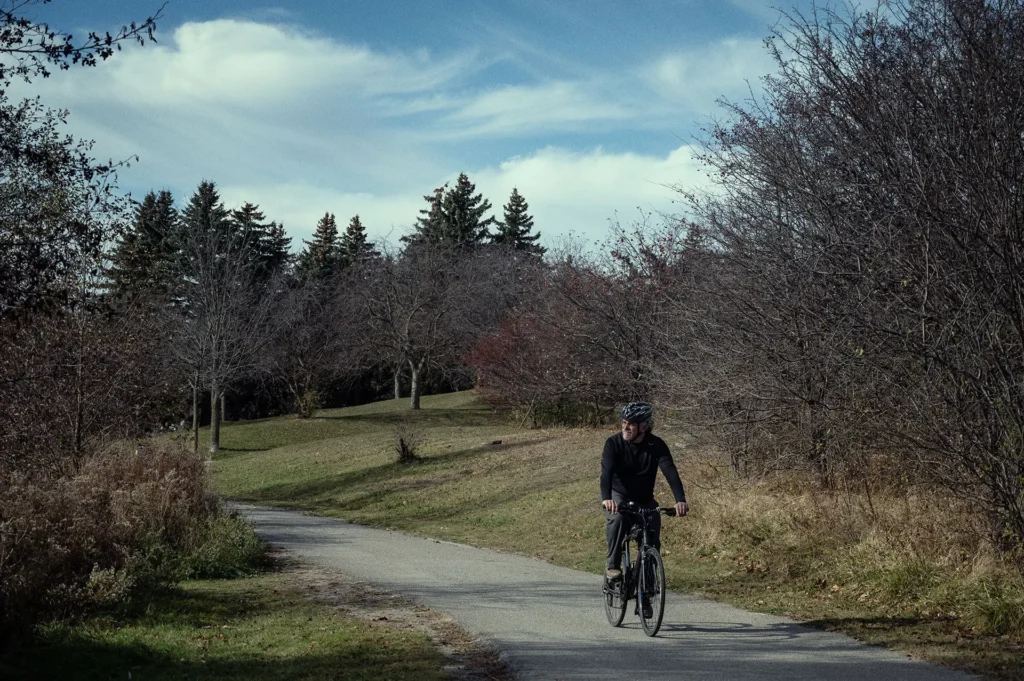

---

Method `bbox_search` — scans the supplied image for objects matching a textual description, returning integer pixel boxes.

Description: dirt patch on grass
[277,553,512,681]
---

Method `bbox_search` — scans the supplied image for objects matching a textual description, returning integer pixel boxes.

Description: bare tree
[364,243,529,409]
[266,269,368,417]
[169,222,277,453]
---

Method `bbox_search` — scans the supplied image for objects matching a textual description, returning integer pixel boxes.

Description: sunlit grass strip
[0,573,450,681]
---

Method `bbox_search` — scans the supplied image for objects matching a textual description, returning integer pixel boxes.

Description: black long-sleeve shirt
[600,432,686,504]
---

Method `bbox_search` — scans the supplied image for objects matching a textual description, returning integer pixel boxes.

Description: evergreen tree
[260,221,292,277]
[440,172,495,247]
[493,187,544,255]
[403,184,447,246]
[295,212,339,281]
[338,214,377,266]
[402,174,495,248]
[107,189,179,298]
[231,202,291,281]
[181,180,232,240]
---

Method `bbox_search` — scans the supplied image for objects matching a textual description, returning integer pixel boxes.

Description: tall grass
[0,441,262,643]
[671,453,1024,637]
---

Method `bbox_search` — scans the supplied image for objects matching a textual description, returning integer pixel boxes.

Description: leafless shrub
[0,441,215,640]
[394,420,423,464]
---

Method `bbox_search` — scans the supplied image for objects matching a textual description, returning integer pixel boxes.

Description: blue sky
[24,0,812,249]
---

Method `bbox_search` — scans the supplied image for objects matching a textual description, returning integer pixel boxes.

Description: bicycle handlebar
[601,501,677,517]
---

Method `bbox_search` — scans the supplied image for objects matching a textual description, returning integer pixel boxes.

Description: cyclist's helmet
[620,402,652,424]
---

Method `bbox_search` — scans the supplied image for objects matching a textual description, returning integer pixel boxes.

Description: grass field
[209,391,1024,681]
[0,570,452,681]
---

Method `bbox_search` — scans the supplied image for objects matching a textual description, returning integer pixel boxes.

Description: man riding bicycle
[601,402,688,585]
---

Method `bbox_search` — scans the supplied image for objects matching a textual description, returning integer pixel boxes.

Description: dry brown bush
[0,441,216,642]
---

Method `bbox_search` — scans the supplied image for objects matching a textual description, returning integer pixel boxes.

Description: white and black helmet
[620,402,652,424]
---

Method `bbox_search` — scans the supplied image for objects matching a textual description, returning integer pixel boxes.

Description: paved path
[236,504,976,681]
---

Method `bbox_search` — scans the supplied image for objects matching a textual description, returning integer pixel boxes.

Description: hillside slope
[210,391,1024,681]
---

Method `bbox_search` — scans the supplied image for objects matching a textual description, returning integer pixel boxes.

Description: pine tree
[339,214,377,266]
[260,221,292,277]
[493,187,544,255]
[107,189,179,298]
[440,172,495,247]
[181,180,232,240]
[231,202,291,281]
[403,184,447,246]
[295,212,339,281]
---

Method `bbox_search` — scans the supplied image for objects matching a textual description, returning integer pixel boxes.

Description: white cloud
[41,19,472,110]
[644,37,776,112]
[473,145,709,244]
[440,82,634,137]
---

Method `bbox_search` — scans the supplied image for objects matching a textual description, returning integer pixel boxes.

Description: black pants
[605,492,661,570]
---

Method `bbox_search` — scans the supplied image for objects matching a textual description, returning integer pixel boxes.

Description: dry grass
[0,441,263,642]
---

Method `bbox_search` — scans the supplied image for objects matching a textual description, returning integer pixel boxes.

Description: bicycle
[602,501,677,636]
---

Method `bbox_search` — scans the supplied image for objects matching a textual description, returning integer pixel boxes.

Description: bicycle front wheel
[603,550,628,627]
[639,545,666,636]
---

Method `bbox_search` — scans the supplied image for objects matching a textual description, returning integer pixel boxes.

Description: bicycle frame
[618,505,659,609]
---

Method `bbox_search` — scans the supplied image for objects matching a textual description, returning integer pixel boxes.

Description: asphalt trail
[235,504,976,681]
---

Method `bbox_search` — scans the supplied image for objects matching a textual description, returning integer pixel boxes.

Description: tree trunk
[191,374,199,455]
[408,360,421,410]
[394,368,402,400]
[74,340,84,457]
[221,391,227,422]
[209,385,221,454]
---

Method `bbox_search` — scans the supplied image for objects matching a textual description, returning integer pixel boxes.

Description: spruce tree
[296,212,339,281]
[231,202,291,281]
[440,172,495,247]
[403,184,447,246]
[339,214,377,266]
[259,221,292,277]
[107,189,179,298]
[493,187,544,255]
[181,180,232,240]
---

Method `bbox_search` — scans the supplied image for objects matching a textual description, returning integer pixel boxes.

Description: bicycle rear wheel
[603,549,628,627]
[639,545,666,636]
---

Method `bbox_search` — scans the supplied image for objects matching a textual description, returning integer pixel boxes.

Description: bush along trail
[212,391,1024,681]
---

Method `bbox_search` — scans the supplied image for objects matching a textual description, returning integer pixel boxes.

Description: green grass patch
[210,390,1024,681]
[0,572,450,681]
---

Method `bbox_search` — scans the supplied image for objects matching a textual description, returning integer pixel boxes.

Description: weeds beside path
[0,556,506,681]
[210,391,1024,681]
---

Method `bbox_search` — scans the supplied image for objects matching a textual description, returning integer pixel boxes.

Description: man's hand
[674,501,688,518]
[602,499,618,514]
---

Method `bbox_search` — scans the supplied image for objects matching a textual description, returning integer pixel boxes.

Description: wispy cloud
[439,81,634,137]
[94,20,473,108]
[643,37,776,112]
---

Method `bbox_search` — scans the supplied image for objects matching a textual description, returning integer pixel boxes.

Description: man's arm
[658,446,688,516]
